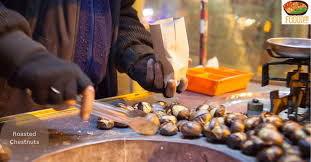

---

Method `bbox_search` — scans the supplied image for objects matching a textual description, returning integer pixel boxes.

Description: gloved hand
[128,54,188,98]
[8,51,94,119]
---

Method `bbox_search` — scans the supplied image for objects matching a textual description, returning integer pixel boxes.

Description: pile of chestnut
[97,101,311,162]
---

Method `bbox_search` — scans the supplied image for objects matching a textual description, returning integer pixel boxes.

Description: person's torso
[0,0,118,117]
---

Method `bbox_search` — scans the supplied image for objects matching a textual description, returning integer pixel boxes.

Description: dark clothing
[0,0,155,116]
[74,0,112,86]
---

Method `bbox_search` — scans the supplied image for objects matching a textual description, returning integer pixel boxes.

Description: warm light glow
[143,8,154,17]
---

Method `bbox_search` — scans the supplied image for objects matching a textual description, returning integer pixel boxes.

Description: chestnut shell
[256,146,283,162]
[226,132,247,149]
[244,116,261,130]
[176,120,188,131]
[159,115,177,124]
[166,103,190,120]
[230,120,245,133]
[97,117,114,130]
[133,102,154,113]
[205,125,231,143]
[189,109,211,125]
[160,122,178,136]
[258,128,284,146]
[180,121,202,138]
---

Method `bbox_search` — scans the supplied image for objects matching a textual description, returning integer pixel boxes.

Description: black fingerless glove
[127,53,163,93]
[9,51,93,105]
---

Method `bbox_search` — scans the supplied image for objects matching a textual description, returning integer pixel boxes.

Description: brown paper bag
[150,17,189,86]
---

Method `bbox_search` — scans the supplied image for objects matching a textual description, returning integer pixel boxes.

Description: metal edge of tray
[33,136,253,162]
[0,91,154,123]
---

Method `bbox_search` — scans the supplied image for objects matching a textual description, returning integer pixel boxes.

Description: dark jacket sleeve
[0,2,46,79]
[113,0,155,74]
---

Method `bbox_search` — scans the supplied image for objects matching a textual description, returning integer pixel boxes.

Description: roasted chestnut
[203,118,220,136]
[298,136,311,158]
[230,120,245,133]
[166,103,190,120]
[282,120,302,135]
[180,121,202,138]
[209,105,226,118]
[244,116,261,130]
[225,113,247,126]
[145,113,160,127]
[215,117,226,125]
[292,129,308,143]
[159,115,177,124]
[176,120,188,131]
[226,132,247,149]
[241,136,266,156]
[282,141,301,157]
[263,115,283,128]
[133,102,154,113]
[205,125,231,143]
[256,146,283,162]
[303,122,311,135]
[255,123,278,134]
[155,111,166,119]
[152,101,168,112]
[258,128,283,146]
[246,130,256,138]
[195,104,211,111]
[97,117,114,130]
[261,112,274,120]
[189,109,211,125]
[277,155,303,162]
[160,122,178,136]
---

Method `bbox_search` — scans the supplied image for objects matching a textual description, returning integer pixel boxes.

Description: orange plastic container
[186,67,253,96]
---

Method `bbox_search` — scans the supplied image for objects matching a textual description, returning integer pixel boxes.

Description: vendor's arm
[0,3,94,119]
[113,0,188,97]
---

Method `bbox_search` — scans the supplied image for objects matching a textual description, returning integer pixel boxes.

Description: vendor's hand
[128,55,188,98]
[146,59,188,97]
[9,51,94,120]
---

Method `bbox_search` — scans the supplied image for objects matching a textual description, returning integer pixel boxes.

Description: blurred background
[117,0,310,96]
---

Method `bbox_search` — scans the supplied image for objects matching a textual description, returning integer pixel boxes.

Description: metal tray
[267,37,311,59]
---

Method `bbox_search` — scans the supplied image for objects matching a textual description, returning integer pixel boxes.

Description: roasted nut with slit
[258,128,283,146]
[176,120,188,131]
[159,115,177,124]
[189,109,211,125]
[210,105,226,118]
[241,136,266,156]
[166,103,190,120]
[205,125,231,143]
[225,113,247,126]
[97,117,114,130]
[152,101,168,112]
[226,132,247,149]
[263,115,283,128]
[230,120,245,133]
[133,102,154,113]
[195,104,211,111]
[180,121,202,138]
[244,116,261,130]
[256,146,283,162]
[160,122,178,136]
